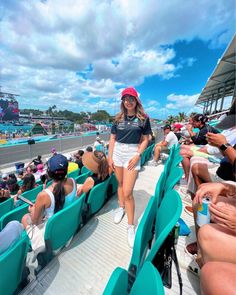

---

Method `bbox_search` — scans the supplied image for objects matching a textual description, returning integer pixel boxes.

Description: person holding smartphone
[21,154,76,251]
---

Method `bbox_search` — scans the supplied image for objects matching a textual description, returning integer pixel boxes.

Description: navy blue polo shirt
[111,116,152,144]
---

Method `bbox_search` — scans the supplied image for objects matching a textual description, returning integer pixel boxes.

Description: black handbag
[153,229,183,295]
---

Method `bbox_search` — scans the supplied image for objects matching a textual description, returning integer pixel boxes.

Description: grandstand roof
[196,35,235,106]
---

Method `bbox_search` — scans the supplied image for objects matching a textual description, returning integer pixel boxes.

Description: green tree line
[21,106,112,123]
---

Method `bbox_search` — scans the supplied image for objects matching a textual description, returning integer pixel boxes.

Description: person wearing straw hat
[108,87,152,248]
[76,151,110,198]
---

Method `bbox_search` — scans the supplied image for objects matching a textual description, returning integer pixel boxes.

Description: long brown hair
[115,99,146,122]
[47,169,67,213]
[94,151,109,180]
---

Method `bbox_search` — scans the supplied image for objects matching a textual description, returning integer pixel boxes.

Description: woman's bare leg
[201,262,236,295]
[198,223,236,264]
[114,166,125,207]
[122,168,138,225]
[192,163,212,187]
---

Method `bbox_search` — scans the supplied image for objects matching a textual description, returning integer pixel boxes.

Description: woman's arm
[195,182,236,204]
[77,177,95,197]
[127,135,149,170]
[30,192,49,225]
[137,134,149,155]
[108,134,116,170]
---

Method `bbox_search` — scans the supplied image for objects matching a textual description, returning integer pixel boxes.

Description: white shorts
[113,142,141,171]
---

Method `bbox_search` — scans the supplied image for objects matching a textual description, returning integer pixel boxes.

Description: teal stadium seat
[0,198,14,219]
[67,168,80,179]
[0,204,28,230]
[75,171,91,184]
[103,262,164,295]
[164,166,183,194]
[108,173,118,197]
[20,184,43,203]
[81,166,91,175]
[86,176,111,216]
[0,232,29,295]
[128,196,157,278]
[147,189,182,263]
[44,193,85,256]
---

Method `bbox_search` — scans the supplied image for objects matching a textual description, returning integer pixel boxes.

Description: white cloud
[166,93,202,114]
[0,0,234,114]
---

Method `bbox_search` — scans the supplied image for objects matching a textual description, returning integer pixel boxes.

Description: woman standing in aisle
[108,87,152,248]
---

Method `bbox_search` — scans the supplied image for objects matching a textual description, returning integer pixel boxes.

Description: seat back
[130,262,164,295]
[103,262,164,295]
[20,184,43,202]
[164,166,183,193]
[146,189,182,262]
[75,171,91,184]
[87,177,110,215]
[44,194,85,251]
[147,144,155,161]
[0,232,29,295]
[128,196,157,276]
[0,198,14,219]
[141,149,147,166]
[81,166,91,174]
[103,267,128,295]
[0,204,28,230]
[108,173,118,197]
[95,144,105,152]
[67,169,80,179]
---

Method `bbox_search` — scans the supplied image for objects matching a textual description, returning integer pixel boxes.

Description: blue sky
[0,0,235,119]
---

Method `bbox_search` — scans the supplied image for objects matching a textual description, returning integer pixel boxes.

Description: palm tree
[166,115,175,124]
[178,112,187,122]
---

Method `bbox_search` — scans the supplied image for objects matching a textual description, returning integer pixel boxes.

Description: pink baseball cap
[37,164,44,173]
[121,87,142,104]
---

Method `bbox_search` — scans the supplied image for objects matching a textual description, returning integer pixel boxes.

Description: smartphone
[17,195,34,206]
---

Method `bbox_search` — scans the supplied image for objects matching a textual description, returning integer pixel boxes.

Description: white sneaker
[127,225,135,248]
[148,160,158,166]
[114,207,125,224]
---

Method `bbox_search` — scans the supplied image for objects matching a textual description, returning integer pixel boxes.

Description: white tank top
[44,188,55,219]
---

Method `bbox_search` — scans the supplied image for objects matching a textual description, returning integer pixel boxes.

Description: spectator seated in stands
[187,181,236,281]
[6,178,20,197]
[74,150,84,170]
[94,136,105,152]
[76,151,110,199]
[17,173,37,197]
[0,221,24,255]
[184,131,236,253]
[187,100,236,196]
[33,164,45,181]
[51,147,57,156]
[86,146,93,152]
[29,155,43,167]
[173,126,182,141]
[0,173,8,189]
[149,124,178,166]
[21,154,76,251]
[180,113,220,181]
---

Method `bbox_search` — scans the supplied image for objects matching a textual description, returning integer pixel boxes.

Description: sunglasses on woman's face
[122,96,136,103]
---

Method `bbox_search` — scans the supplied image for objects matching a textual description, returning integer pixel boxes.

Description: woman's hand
[76,186,83,197]
[209,203,236,230]
[127,154,140,171]
[196,182,227,204]
[108,157,115,171]
[206,133,227,147]
[28,204,35,215]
